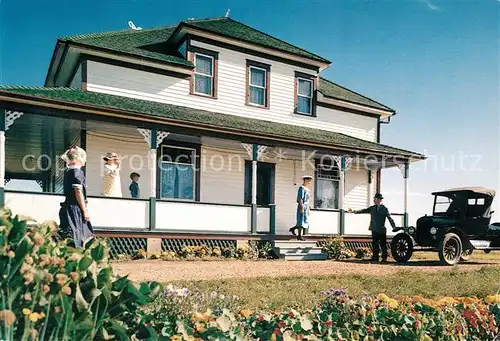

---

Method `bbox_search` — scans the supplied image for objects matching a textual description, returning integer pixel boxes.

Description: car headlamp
[430,227,437,235]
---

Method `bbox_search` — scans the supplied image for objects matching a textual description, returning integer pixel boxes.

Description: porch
[0,87,423,256]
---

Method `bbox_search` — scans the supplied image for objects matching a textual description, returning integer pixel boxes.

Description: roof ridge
[319,77,394,112]
[60,24,177,41]
[181,16,227,23]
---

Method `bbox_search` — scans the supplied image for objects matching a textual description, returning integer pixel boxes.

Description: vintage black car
[391,187,500,265]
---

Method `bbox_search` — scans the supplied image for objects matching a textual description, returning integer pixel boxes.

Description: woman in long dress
[294,175,313,241]
[101,152,122,197]
[58,146,94,248]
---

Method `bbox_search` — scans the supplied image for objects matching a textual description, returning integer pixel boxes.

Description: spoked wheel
[390,233,414,263]
[438,233,462,265]
[460,248,473,261]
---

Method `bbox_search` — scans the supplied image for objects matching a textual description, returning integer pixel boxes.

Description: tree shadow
[336,259,494,267]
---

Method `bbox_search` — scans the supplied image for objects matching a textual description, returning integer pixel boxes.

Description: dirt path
[112,258,500,283]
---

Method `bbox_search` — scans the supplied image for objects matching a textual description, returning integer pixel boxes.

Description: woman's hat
[302,175,313,180]
[61,146,87,165]
[103,152,119,161]
[130,172,140,180]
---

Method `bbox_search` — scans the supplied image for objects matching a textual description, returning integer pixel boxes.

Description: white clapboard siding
[200,145,246,204]
[344,168,370,210]
[86,41,378,141]
[86,132,151,198]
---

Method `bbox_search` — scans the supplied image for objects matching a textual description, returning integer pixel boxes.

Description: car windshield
[434,195,453,214]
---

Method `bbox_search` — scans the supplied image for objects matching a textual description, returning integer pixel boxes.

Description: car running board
[470,240,491,249]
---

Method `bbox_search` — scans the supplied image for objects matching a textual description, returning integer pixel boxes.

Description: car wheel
[460,248,473,261]
[438,233,462,265]
[390,233,413,263]
[484,250,491,254]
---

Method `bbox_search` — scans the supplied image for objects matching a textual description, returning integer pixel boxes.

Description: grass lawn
[170,266,500,311]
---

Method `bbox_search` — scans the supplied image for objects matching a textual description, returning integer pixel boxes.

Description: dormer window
[194,54,214,96]
[188,45,219,99]
[294,72,317,116]
[246,60,270,108]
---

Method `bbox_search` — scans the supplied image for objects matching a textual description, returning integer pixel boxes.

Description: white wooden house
[0,17,425,255]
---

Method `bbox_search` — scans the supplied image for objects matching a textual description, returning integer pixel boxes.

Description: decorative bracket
[5,111,24,130]
[137,128,169,148]
[331,155,342,169]
[397,163,409,178]
[344,156,353,171]
[241,143,268,161]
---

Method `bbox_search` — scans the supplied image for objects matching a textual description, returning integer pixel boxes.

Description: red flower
[278,320,287,328]
[415,320,421,329]
[288,312,295,318]
[274,328,281,335]
[368,326,374,334]
[325,320,333,328]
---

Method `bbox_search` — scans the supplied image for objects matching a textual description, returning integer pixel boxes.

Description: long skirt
[58,203,94,248]
[296,205,310,230]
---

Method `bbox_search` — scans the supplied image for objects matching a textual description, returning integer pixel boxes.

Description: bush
[0,208,162,340]
[355,247,372,259]
[322,235,356,260]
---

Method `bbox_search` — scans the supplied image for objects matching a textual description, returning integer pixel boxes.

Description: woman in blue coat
[58,146,94,248]
[289,175,313,241]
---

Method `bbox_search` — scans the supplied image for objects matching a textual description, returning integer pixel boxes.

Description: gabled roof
[0,86,424,159]
[60,25,192,67]
[318,77,395,112]
[175,17,331,63]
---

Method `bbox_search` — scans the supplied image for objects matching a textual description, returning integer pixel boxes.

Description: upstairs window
[189,46,218,98]
[194,54,214,96]
[246,60,270,108]
[295,72,317,116]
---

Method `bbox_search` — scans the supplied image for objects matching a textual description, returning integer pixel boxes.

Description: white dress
[101,164,122,197]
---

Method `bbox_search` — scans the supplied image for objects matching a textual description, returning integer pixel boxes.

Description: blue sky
[1,0,499,223]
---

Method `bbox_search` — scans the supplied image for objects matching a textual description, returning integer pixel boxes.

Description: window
[315,161,340,210]
[178,41,187,59]
[189,46,218,98]
[194,54,214,96]
[297,78,313,114]
[246,60,270,108]
[295,72,317,116]
[160,145,196,200]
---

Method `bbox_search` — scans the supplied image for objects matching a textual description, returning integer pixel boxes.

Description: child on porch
[129,172,140,198]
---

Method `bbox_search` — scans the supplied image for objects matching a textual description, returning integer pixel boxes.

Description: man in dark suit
[348,193,396,263]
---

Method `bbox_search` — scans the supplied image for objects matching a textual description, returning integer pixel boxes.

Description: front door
[244,161,275,205]
[463,197,490,237]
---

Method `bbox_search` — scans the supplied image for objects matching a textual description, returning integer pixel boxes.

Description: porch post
[251,144,258,234]
[403,162,409,228]
[339,156,346,235]
[149,128,158,230]
[0,111,5,208]
[367,170,372,206]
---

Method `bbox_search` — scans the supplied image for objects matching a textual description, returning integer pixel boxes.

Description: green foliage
[0,208,161,341]
[321,235,356,260]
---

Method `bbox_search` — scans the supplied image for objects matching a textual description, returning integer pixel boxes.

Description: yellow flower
[195,323,206,333]
[485,295,500,304]
[0,310,16,327]
[171,336,182,341]
[29,312,41,323]
[24,293,32,301]
[240,309,252,318]
[387,299,399,309]
[23,308,31,315]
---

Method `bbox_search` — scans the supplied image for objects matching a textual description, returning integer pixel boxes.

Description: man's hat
[374,193,384,199]
[103,152,119,161]
[130,172,140,180]
[302,175,313,180]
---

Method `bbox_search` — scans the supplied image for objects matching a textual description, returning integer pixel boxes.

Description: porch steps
[272,240,328,261]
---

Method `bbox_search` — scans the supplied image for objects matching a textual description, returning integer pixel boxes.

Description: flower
[195,323,206,333]
[24,293,32,301]
[0,310,16,327]
[69,272,79,281]
[485,295,500,304]
[171,336,182,341]
[23,308,31,315]
[7,250,15,258]
[240,309,252,319]
[29,312,41,323]
[56,274,68,286]
[61,286,71,295]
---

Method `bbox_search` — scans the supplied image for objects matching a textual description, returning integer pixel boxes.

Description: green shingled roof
[60,25,192,67]
[0,87,423,159]
[318,77,395,112]
[180,17,330,63]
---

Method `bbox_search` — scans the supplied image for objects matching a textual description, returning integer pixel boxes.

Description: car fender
[392,231,417,247]
[438,226,469,246]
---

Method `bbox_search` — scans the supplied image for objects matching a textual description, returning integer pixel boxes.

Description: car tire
[460,248,473,261]
[438,233,462,266]
[390,233,413,263]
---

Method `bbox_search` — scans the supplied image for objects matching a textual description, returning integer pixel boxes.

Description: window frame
[314,158,341,210]
[246,60,271,109]
[294,71,318,117]
[188,45,219,99]
[157,141,201,201]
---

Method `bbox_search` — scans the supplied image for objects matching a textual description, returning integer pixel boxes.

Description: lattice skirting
[316,240,392,251]
[161,238,237,252]
[106,237,147,259]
